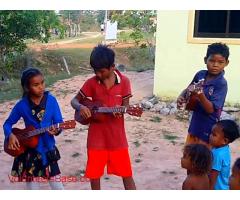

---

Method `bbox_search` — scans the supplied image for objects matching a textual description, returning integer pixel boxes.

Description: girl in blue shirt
[3,67,64,189]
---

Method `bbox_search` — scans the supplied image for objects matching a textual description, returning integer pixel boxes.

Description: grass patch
[117,31,155,44]
[0,48,92,103]
[48,34,91,43]
[72,152,80,158]
[0,45,155,103]
[26,36,82,45]
[0,72,75,103]
[150,116,162,123]
[42,48,92,71]
[162,130,179,141]
[45,72,75,86]
[0,81,21,103]
[115,47,154,72]
[117,31,134,43]
[73,35,104,44]
[133,140,141,148]
[163,134,179,141]
[27,33,100,44]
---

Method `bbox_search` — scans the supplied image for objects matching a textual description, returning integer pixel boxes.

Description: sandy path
[0,70,239,190]
[28,32,136,51]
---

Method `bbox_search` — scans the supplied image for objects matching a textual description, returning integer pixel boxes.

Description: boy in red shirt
[71,45,136,190]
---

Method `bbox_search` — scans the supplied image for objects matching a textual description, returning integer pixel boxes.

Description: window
[194,10,240,38]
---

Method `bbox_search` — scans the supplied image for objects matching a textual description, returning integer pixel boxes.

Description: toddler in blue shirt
[209,119,240,190]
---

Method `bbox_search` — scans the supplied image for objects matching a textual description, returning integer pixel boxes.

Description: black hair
[184,144,212,175]
[90,44,115,70]
[21,67,42,97]
[233,158,240,171]
[217,120,240,143]
[206,42,230,60]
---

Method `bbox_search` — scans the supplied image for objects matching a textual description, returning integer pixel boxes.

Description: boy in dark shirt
[177,43,229,146]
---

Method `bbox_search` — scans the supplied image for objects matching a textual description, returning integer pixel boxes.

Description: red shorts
[85,148,133,179]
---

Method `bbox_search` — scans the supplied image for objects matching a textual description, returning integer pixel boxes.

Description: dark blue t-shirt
[188,70,228,142]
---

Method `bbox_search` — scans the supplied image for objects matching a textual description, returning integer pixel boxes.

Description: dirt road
[0,70,239,190]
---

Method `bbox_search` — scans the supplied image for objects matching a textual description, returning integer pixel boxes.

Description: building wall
[154,10,240,104]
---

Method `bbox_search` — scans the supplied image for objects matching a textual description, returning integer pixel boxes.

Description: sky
[1,0,240,10]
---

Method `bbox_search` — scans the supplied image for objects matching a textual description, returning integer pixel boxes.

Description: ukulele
[184,79,205,111]
[4,120,76,157]
[74,98,143,125]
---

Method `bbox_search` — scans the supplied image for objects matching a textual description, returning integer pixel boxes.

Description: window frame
[187,10,240,45]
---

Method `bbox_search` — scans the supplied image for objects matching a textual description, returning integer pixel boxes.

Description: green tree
[111,10,157,59]
[58,10,82,37]
[0,10,63,73]
[59,10,103,34]
[111,10,156,43]
[97,10,105,24]
[59,10,81,24]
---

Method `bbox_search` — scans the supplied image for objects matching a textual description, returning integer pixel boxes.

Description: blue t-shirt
[188,70,228,142]
[211,145,231,190]
[3,92,63,165]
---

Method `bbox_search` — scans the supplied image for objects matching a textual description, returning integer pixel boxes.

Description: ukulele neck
[27,123,60,137]
[97,106,126,113]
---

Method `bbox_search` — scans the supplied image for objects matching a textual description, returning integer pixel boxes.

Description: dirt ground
[28,32,136,51]
[1,70,240,190]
